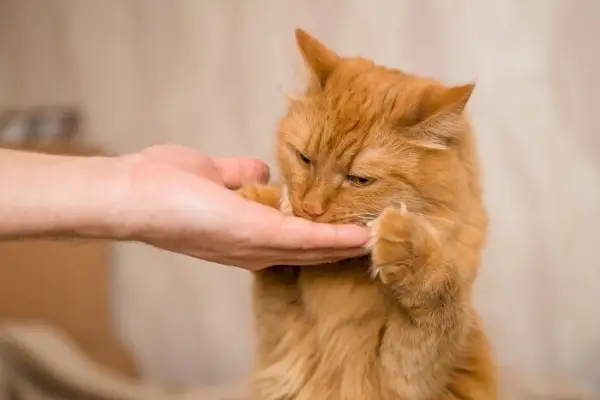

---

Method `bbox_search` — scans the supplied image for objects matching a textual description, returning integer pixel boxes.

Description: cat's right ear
[407,83,475,150]
[295,29,341,91]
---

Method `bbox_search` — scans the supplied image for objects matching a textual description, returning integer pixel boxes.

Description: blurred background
[0,0,599,394]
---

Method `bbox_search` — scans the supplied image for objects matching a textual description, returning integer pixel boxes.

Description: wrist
[0,149,137,240]
[58,154,138,240]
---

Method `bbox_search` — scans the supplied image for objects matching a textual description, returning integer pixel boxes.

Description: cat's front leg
[370,205,470,399]
[236,183,295,351]
[369,205,462,308]
[237,183,309,400]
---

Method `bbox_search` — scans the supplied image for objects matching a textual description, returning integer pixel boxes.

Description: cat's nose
[301,201,325,218]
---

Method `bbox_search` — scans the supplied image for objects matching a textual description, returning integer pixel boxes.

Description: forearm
[0,148,133,240]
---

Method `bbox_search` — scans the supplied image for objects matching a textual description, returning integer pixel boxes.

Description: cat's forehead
[307,115,380,158]
[302,113,412,172]
[323,63,430,125]
[283,110,405,163]
[305,94,407,157]
[280,64,434,164]
[308,127,413,174]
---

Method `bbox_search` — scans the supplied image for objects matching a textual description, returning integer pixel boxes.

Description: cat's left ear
[408,83,475,150]
[295,29,342,91]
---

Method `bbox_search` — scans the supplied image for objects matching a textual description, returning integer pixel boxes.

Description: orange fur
[239,29,496,400]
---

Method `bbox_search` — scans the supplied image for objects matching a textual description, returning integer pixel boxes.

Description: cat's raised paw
[368,205,415,283]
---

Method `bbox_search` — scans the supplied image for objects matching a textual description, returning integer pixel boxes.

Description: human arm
[0,145,369,269]
[0,148,130,239]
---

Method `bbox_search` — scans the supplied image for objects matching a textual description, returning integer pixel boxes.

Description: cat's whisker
[387,198,458,229]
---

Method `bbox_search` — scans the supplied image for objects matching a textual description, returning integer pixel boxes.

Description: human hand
[118,145,369,269]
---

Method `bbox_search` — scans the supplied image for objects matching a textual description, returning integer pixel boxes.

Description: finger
[246,248,369,270]
[211,156,270,189]
[266,213,370,250]
[273,247,370,266]
[188,247,367,271]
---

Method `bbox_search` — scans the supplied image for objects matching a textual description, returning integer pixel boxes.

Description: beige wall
[1,0,599,391]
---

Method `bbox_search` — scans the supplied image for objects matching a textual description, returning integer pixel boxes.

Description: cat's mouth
[280,185,377,226]
[288,206,373,227]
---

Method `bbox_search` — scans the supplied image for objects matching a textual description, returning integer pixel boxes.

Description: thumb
[211,157,270,189]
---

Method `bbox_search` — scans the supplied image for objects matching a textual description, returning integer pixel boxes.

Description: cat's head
[276,29,481,226]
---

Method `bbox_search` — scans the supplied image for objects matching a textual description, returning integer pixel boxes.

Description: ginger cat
[238,29,496,400]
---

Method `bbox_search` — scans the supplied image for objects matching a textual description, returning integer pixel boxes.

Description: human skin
[0,144,369,270]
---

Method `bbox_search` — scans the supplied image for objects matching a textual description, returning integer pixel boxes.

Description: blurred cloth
[0,323,246,400]
[0,323,597,400]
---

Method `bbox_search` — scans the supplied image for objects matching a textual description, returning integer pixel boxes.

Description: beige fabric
[1,0,599,392]
[0,323,596,400]
[0,323,246,400]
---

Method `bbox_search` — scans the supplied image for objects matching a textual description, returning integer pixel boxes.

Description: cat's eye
[347,175,376,187]
[296,151,311,165]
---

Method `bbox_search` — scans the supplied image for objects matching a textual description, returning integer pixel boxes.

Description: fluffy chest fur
[253,263,388,399]
[252,260,466,400]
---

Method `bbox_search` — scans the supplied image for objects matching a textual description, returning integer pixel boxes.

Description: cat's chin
[315,255,371,269]
[272,255,370,270]
[280,186,376,226]
[286,207,370,226]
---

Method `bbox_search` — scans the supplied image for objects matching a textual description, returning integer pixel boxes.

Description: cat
[237,29,496,400]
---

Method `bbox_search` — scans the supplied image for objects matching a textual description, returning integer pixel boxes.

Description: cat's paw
[368,205,416,284]
[236,184,281,209]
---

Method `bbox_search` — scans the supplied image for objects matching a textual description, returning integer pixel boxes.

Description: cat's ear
[408,83,475,150]
[295,29,341,91]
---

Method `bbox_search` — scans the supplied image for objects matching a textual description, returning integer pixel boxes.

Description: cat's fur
[238,29,496,400]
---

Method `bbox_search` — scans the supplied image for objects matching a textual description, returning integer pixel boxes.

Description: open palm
[124,145,369,269]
